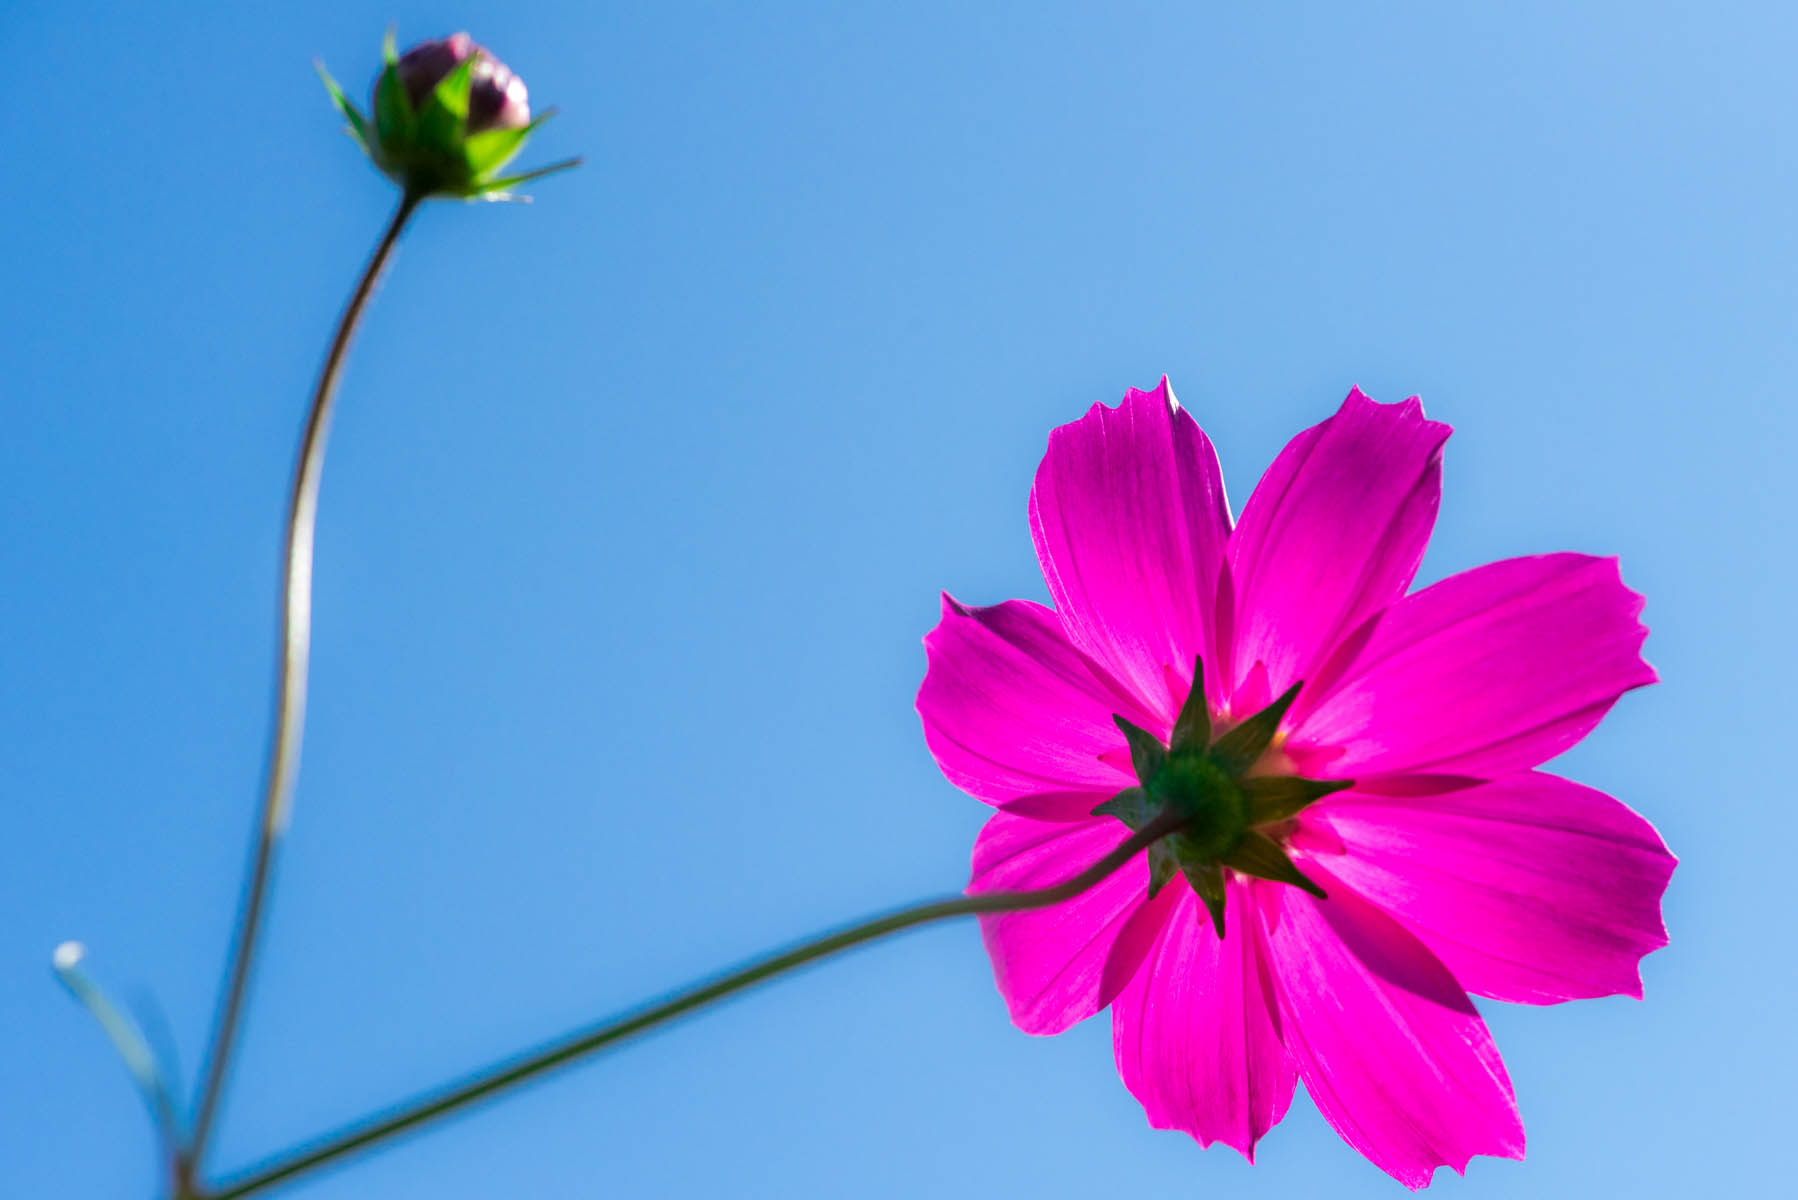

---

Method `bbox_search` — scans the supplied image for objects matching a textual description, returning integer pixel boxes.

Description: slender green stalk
[199,811,1183,1200]
[183,191,425,1187]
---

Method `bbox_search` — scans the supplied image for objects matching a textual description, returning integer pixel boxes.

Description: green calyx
[1091,655,1351,938]
[315,31,580,202]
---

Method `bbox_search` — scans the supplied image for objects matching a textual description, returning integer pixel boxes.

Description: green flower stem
[183,190,426,1188]
[199,810,1185,1200]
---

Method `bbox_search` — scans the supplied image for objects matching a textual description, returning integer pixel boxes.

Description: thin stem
[183,191,425,1184]
[51,943,185,1172]
[200,811,1183,1200]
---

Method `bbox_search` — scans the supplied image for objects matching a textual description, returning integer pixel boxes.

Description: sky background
[4,1,1793,1196]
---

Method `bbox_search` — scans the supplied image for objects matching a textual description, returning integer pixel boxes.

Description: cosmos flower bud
[316,29,579,200]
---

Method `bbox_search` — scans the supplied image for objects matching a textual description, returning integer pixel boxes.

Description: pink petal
[918,595,1144,809]
[1258,872,1524,1189]
[1290,554,1656,780]
[1298,772,1675,1004]
[1226,389,1449,701]
[1111,882,1296,1160]
[969,812,1155,1035]
[1029,378,1233,723]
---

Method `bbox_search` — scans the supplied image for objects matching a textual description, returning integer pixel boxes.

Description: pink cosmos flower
[916,380,1674,1188]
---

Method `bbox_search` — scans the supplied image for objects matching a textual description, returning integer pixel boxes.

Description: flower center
[1091,654,1351,937]
[1146,753,1245,862]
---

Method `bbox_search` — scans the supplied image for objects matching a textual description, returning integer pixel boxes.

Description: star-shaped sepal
[1092,656,1351,937]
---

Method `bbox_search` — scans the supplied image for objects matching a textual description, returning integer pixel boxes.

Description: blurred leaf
[475,156,583,195]
[315,61,371,155]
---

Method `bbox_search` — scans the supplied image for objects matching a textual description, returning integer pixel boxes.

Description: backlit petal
[1227,389,1449,699]
[918,595,1143,808]
[1111,883,1296,1159]
[1290,554,1655,780]
[1258,872,1524,1189]
[1030,379,1233,723]
[970,812,1155,1035]
[1300,772,1675,1003]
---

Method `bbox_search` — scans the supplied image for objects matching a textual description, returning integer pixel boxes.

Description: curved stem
[184,191,425,1184]
[51,944,184,1171]
[200,810,1182,1200]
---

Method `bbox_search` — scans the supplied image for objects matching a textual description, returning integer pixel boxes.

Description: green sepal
[465,126,530,177]
[1092,785,1150,825]
[315,61,372,154]
[469,156,584,198]
[373,59,416,150]
[1186,860,1228,937]
[1147,842,1181,897]
[382,26,400,65]
[1210,681,1303,774]
[1241,775,1353,826]
[464,108,556,177]
[1168,655,1211,754]
[1092,786,1180,898]
[1221,831,1326,899]
[418,57,475,157]
[1112,715,1167,786]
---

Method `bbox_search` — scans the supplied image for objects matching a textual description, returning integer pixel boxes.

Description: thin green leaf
[52,943,181,1148]
[314,61,371,153]
[474,156,584,192]
[382,26,400,65]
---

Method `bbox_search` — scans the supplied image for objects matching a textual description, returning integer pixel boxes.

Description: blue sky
[4,1,1792,1196]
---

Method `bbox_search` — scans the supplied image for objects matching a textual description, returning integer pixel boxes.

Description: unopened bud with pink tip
[317,29,579,200]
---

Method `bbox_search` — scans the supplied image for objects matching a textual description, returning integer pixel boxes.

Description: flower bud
[316,29,579,200]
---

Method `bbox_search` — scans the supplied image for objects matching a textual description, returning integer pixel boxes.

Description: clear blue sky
[4,1,1792,1196]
